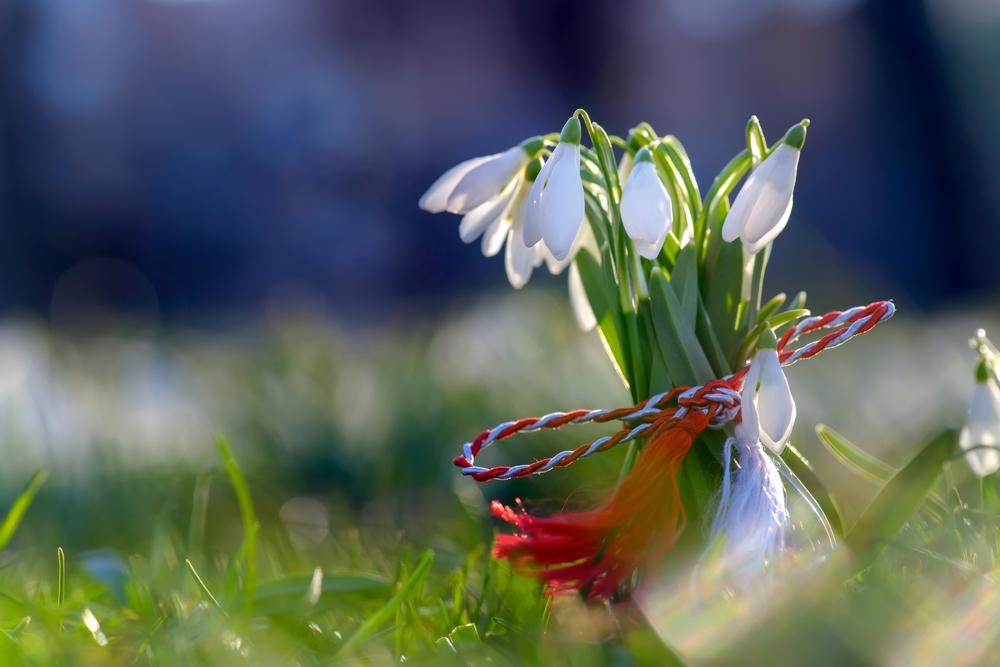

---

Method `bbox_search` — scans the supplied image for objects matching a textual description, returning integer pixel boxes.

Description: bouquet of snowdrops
[421,110,896,600]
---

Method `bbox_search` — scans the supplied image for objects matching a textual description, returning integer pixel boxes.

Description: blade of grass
[846,430,956,570]
[56,547,65,608]
[216,435,259,611]
[816,424,950,518]
[334,549,434,659]
[0,469,48,550]
[781,444,845,537]
[187,472,212,558]
[185,559,222,610]
[816,425,895,483]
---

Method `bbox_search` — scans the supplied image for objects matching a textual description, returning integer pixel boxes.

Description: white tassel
[700,435,789,589]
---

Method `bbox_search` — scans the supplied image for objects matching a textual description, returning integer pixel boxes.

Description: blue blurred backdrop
[0,0,998,326]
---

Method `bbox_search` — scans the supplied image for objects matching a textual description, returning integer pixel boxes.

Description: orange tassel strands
[491,410,709,599]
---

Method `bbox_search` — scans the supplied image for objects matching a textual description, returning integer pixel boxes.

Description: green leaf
[816,424,950,520]
[816,425,895,483]
[697,149,751,251]
[660,233,682,269]
[640,300,674,392]
[737,308,810,363]
[652,147,686,260]
[756,293,786,323]
[660,136,701,219]
[576,250,629,388]
[775,292,808,337]
[335,550,434,659]
[695,294,731,376]
[649,269,715,385]
[0,469,48,551]
[669,244,699,326]
[780,444,845,537]
[579,116,622,206]
[701,216,745,362]
[846,430,956,567]
[216,435,259,609]
[766,308,810,330]
[56,547,66,608]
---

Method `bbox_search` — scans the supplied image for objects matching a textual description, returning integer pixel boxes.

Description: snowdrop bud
[523,115,585,261]
[722,119,809,255]
[959,362,1000,478]
[740,330,796,454]
[746,115,766,164]
[559,114,582,145]
[620,147,673,260]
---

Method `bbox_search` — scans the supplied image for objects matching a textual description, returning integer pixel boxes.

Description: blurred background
[0,0,998,569]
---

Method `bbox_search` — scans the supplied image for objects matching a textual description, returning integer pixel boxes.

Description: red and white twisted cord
[453,300,894,482]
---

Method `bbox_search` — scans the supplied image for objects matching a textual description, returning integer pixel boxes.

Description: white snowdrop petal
[960,383,1000,477]
[721,166,763,242]
[522,145,561,248]
[419,156,490,213]
[755,349,796,453]
[621,161,672,246]
[538,145,584,261]
[457,179,517,244]
[505,227,535,289]
[480,214,511,257]
[737,361,761,445]
[742,195,793,255]
[633,232,667,260]
[738,145,799,249]
[544,217,587,274]
[446,146,526,214]
[568,262,597,331]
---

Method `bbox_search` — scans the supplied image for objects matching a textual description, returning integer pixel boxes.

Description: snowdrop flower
[523,116,585,262]
[738,330,795,454]
[620,147,674,259]
[958,362,1000,478]
[722,120,808,255]
[419,136,544,215]
[500,159,584,290]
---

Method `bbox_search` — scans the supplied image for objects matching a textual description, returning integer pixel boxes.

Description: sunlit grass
[0,296,995,664]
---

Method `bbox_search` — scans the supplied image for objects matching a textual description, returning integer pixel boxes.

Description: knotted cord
[454,300,894,482]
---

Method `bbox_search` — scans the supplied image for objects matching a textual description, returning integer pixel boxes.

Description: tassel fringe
[491,410,709,599]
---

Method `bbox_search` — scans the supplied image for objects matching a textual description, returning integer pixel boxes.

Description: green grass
[0,301,996,664]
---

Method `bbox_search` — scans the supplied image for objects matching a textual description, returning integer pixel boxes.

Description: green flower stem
[746,244,771,326]
[574,109,647,410]
[696,149,751,254]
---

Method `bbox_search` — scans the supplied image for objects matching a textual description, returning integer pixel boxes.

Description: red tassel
[491,410,709,599]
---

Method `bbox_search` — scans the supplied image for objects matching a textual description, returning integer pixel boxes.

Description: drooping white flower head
[523,116,585,262]
[504,181,541,290]
[419,137,543,215]
[722,121,808,256]
[738,330,796,454]
[620,147,673,260]
[959,362,1000,478]
[503,158,579,290]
